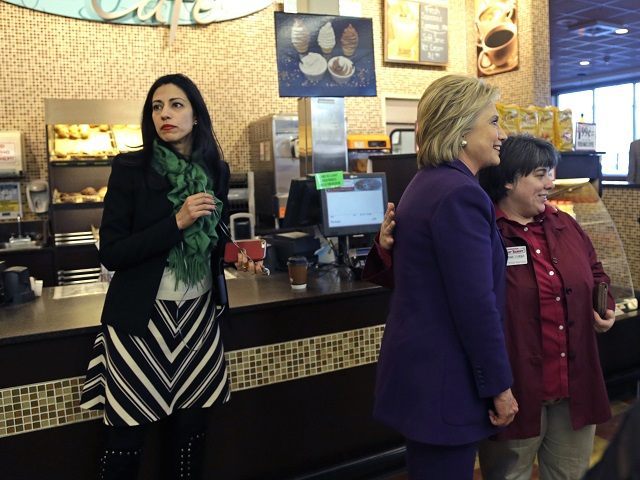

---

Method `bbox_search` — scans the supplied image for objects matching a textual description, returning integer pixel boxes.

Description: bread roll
[54,124,70,138]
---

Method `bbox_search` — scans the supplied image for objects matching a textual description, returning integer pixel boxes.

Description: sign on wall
[0,182,22,220]
[1,0,271,25]
[575,122,597,151]
[474,0,518,76]
[383,0,449,66]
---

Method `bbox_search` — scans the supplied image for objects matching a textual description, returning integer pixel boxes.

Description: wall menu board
[384,0,448,66]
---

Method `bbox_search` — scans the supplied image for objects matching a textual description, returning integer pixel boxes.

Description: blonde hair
[416,75,499,168]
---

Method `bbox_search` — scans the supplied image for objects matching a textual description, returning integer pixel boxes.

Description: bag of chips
[537,106,556,143]
[555,108,574,151]
[496,103,520,136]
[519,106,539,137]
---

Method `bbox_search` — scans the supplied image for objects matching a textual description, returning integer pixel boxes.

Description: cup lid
[287,256,308,266]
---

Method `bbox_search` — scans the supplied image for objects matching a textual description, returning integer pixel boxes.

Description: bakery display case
[548,179,637,313]
[555,151,604,195]
[45,99,142,284]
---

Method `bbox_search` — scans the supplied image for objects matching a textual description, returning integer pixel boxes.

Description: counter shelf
[49,159,112,167]
[51,201,104,210]
[43,99,143,284]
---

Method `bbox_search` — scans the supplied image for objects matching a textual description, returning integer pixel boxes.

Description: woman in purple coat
[369,135,616,480]
[369,75,518,479]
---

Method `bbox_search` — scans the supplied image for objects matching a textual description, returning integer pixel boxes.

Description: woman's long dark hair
[139,73,223,181]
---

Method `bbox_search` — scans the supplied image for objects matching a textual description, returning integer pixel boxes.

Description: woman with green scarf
[80,74,232,479]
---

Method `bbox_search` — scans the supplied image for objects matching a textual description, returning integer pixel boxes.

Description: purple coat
[371,160,513,446]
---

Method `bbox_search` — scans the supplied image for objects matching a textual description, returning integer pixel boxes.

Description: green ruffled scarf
[152,140,223,287]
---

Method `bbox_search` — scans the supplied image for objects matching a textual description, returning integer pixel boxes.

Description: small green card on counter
[314,171,344,190]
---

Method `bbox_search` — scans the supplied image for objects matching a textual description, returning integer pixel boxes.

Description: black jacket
[582,400,640,479]
[99,151,230,336]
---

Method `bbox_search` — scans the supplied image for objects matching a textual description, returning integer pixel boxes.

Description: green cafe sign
[1,0,272,25]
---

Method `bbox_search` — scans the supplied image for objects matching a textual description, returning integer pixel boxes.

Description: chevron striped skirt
[80,290,230,426]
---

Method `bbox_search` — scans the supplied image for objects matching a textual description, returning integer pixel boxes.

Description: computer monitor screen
[320,173,387,237]
[281,178,322,229]
[368,153,418,206]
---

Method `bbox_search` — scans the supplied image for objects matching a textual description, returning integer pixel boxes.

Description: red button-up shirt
[497,209,569,400]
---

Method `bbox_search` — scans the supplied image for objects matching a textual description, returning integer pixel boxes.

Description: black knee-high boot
[98,425,146,480]
[162,408,208,480]
[175,430,206,479]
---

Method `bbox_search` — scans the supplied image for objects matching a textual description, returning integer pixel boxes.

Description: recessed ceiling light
[579,60,591,66]
[615,28,629,35]
[557,19,576,27]
[568,20,623,37]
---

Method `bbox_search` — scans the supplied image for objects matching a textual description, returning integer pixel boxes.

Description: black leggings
[105,407,207,450]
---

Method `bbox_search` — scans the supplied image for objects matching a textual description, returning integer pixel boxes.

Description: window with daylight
[557,82,640,177]
[594,84,633,175]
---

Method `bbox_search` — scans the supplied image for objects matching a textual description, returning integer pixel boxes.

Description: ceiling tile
[550,0,640,91]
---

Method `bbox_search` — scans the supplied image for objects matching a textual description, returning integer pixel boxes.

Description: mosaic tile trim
[226,325,385,391]
[0,377,102,438]
[0,325,385,438]
[602,188,640,293]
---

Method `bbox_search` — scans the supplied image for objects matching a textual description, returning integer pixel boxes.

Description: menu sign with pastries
[384,0,449,66]
[274,12,377,97]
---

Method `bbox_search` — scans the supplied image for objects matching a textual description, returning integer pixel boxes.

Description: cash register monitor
[281,177,321,229]
[319,172,387,237]
[368,153,418,206]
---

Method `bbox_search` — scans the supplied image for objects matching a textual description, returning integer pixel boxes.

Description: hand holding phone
[223,238,267,264]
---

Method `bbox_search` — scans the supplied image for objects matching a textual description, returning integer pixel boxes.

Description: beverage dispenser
[347,134,390,172]
[248,114,299,227]
[297,97,348,176]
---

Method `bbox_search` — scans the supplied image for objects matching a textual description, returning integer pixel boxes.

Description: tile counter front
[0,271,401,479]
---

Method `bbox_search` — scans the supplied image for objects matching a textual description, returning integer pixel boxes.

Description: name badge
[506,246,528,266]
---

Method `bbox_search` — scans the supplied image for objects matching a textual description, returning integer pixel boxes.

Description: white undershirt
[155,266,212,301]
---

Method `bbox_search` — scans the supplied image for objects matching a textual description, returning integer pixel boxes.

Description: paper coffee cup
[287,256,308,290]
[34,280,43,297]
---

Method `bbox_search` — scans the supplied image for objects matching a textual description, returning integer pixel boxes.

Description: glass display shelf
[549,179,637,313]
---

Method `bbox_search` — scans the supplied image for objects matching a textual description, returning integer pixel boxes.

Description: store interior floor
[370,395,638,480]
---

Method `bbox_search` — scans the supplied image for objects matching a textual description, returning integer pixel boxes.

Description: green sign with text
[315,171,345,190]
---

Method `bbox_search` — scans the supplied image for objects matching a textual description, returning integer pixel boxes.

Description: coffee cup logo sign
[2,0,271,42]
[474,0,518,76]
